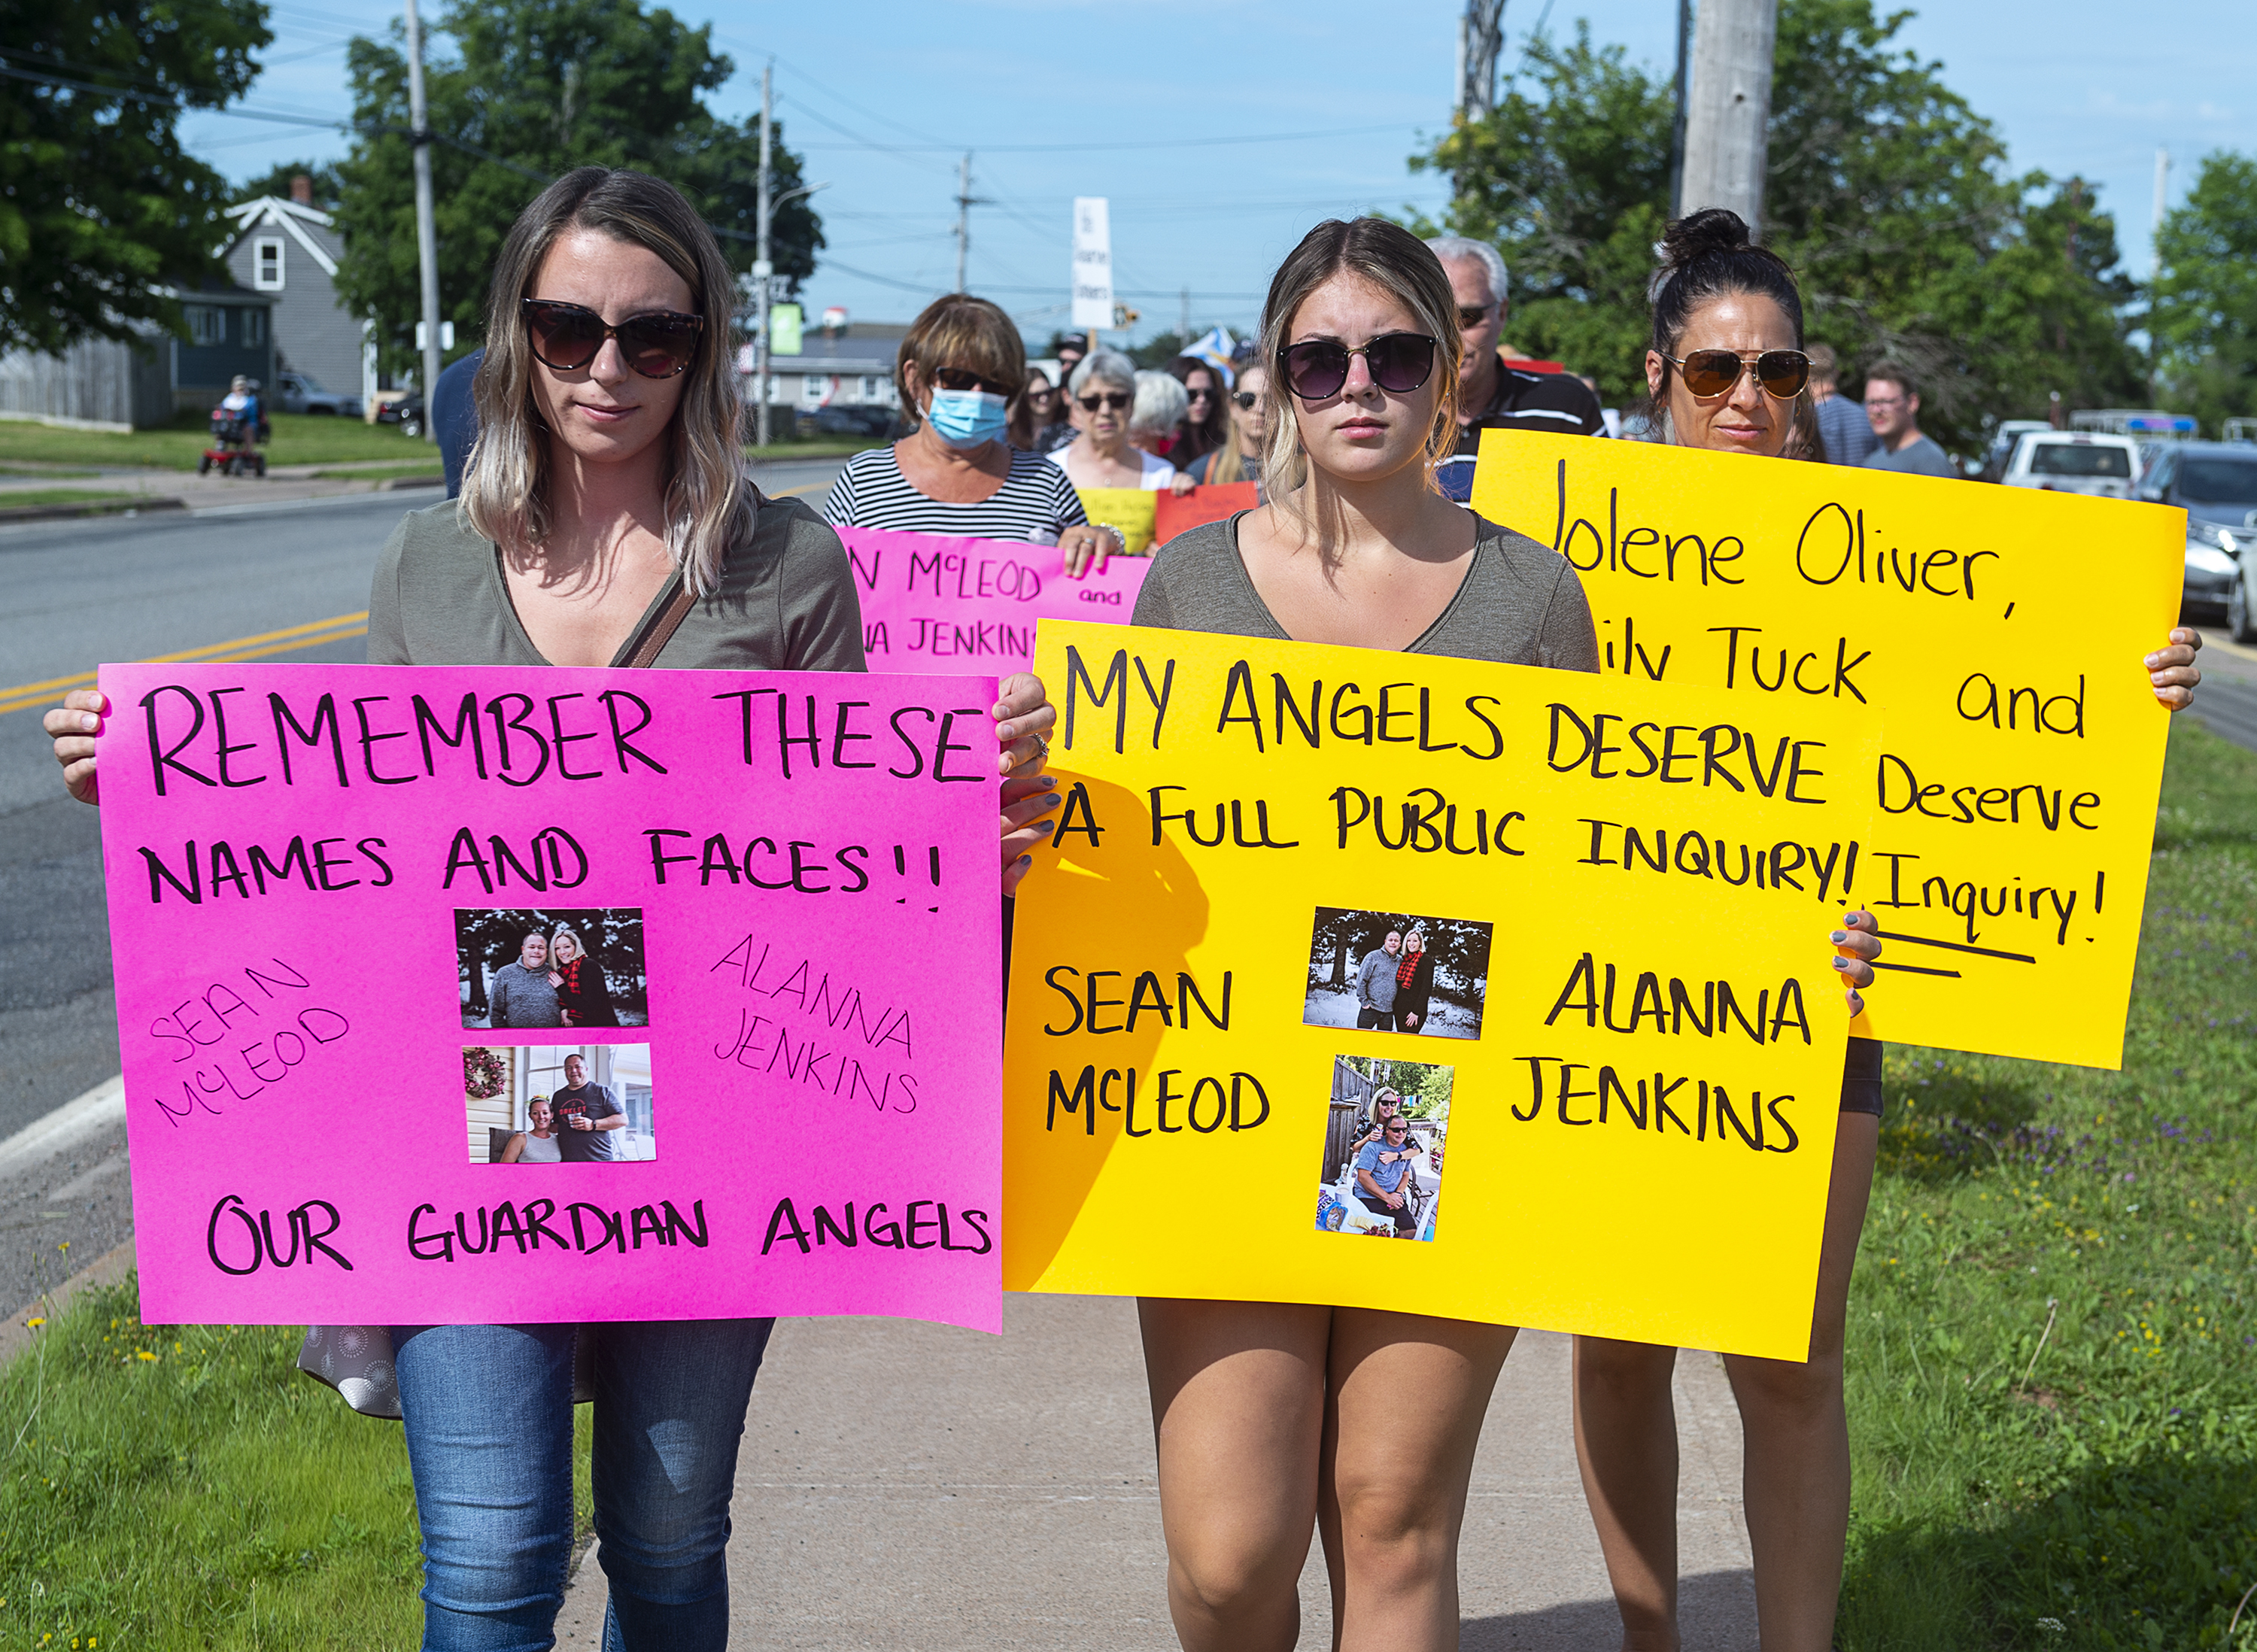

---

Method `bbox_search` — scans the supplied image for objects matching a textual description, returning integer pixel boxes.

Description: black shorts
[1356,1006,1399,1032]
[1358,1192,1418,1234]
[1840,1036,1883,1118]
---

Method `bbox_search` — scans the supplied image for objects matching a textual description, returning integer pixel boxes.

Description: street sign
[414,320,455,351]
[1071,197,1113,330]
[770,302,803,356]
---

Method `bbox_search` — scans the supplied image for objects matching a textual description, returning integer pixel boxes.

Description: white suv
[2000,432,2141,500]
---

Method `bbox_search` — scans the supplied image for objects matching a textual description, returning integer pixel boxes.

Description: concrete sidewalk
[557,1298,1755,1649]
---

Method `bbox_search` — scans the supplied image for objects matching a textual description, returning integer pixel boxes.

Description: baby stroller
[199,396,269,478]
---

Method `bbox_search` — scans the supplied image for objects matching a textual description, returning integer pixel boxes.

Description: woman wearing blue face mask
[822,293,1114,562]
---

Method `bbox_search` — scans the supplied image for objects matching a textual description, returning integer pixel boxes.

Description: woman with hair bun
[1572,206,2204,1652]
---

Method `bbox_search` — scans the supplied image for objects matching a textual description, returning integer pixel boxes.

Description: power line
[794,120,1423,155]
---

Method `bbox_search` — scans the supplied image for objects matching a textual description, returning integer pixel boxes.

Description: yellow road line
[0,610,370,715]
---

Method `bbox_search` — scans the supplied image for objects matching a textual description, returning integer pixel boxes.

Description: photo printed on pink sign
[96,661,1004,1332]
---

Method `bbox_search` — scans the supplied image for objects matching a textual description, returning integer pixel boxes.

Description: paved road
[0,460,845,1311]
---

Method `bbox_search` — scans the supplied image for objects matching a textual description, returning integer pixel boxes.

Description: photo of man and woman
[1314,1054,1450,1242]
[1301,908,1492,1040]
[463,1043,657,1165]
[456,908,649,1030]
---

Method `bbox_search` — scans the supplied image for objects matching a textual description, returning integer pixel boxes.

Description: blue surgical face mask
[926,387,1010,449]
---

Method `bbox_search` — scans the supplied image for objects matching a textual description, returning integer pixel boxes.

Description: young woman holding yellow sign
[1571,208,2204,1652]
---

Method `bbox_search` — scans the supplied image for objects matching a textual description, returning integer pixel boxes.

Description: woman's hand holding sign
[1831,910,1882,1017]
[2146,626,2203,710]
[994,670,1062,896]
[45,687,106,806]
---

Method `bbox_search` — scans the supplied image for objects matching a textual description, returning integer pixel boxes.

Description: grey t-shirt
[1131,512,1599,672]
[486,961,561,1028]
[1860,434,1958,479]
[366,493,867,670]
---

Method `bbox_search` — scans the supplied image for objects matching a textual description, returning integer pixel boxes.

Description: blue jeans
[393,1319,775,1651]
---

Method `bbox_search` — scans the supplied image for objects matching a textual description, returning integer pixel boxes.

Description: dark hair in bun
[1649,208,1805,361]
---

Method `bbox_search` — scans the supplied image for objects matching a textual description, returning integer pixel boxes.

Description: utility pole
[1678,0,1778,234]
[1454,0,1507,120]
[754,61,773,448]
[1668,0,1692,215]
[403,0,442,442]
[952,153,986,293]
[1179,286,1189,342]
[2151,147,2170,284]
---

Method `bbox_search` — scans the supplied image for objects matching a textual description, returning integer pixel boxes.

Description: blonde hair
[1202,361,1266,485]
[550,925,584,964]
[1256,218,1461,533]
[895,293,1026,431]
[460,167,752,599]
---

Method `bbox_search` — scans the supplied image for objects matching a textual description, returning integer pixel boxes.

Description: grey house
[222,187,369,411]
[751,319,908,413]
[0,281,274,430]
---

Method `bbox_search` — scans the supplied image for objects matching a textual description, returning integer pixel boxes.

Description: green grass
[1840,716,2257,1650]
[0,1281,593,1649]
[0,489,156,513]
[303,460,443,481]
[0,411,430,472]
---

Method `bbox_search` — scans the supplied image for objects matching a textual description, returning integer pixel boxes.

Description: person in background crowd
[1130,371,1198,493]
[1861,362,1958,477]
[1347,1087,1404,1156]
[499,1095,563,1163]
[1806,344,1876,467]
[1180,360,1268,485]
[1425,234,1607,447]
[824,294,1112,560]
[1167,354,1229,471]
[53,166,1065,1651]
[1055,336,1087,386]
[1574,204,2202,1652]
[1048,351,1180,496]
[1008,366,1056,451]
[487,932,562,1029]
[433,348,485,496]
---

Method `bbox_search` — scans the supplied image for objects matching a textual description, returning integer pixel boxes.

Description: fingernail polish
[1830,931,1847,943]
[1040,774,1058,788]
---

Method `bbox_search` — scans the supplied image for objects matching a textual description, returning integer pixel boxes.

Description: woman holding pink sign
[46,167,1064,1652]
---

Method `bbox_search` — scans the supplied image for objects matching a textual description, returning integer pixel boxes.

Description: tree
[1410,0,2146,450]
[0,0,273,354]
[2152,153,2257,436]
[333,0,823,378]
[229,159,345,209]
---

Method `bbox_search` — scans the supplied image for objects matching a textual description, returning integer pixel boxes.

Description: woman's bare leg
[1139,1298,1332,1652]
[1316,1309,1515,1651]
[1572,1335,1683,1651]
[1723,1110,1879,1652]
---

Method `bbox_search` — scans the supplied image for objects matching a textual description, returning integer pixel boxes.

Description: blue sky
[188,1,2257,348]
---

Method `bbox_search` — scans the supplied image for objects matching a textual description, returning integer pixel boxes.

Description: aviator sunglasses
[1663,348,1811,401]
[1277,332,1438,401]
[521,299,703,378]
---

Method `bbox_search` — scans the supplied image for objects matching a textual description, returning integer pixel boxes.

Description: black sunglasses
[1278,333,1438,401]
[1232,390,1259,408]
[1077,391,1130,411]
[932,366,1014,396]
[1664,348,1811,401]
[1457,303,1493,329]
[521,299,703,378]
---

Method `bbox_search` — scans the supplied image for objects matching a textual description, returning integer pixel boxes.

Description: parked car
[2000,432,2141,499]
[798,404,897,439]
[2146,441,2257,638]
[276,369,360,418]
[1980,420,2052,483]
[375,390,426,439]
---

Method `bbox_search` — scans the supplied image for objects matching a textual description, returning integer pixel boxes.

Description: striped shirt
[822,445,1089,542]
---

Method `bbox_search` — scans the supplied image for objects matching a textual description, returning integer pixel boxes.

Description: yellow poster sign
[1074,487,1159,555]
[1471,434,2183,1069]
[1004,619,1878,1358]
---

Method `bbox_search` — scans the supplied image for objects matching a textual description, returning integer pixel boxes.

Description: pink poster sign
[838,525,1149,673]
[96,660,1004,1332]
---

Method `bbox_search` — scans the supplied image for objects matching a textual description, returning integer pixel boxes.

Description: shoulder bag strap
[624,580,697,670]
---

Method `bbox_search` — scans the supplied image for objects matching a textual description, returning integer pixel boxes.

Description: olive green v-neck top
[366,494,867,672]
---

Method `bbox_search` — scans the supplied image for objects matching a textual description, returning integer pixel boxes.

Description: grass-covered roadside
[1841,716,2257,1650]
[0,489,164,514]
[0,1283,592,1648]
[0,411,427,472]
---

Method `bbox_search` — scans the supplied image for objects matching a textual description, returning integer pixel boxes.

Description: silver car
[2140,442,2257,636]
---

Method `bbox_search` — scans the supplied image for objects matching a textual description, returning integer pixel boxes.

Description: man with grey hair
[1425,235,1607,493]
